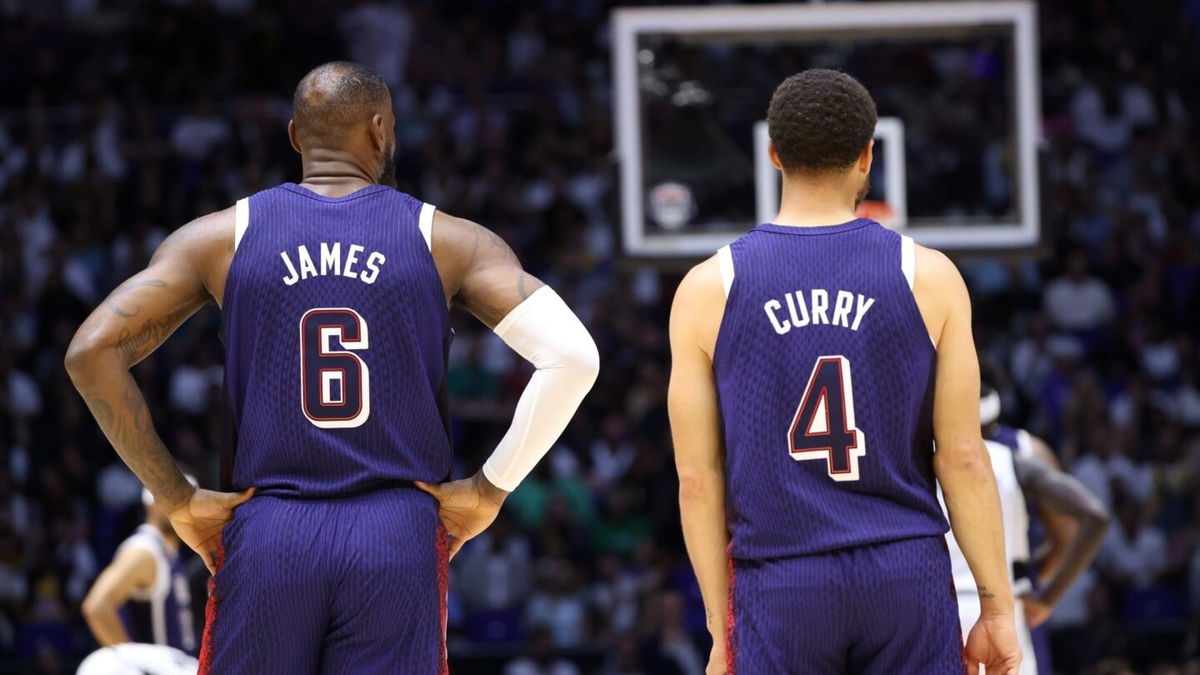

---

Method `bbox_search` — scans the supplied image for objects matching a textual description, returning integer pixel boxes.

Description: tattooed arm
[416,210,598,558]
[428,210,545,325]
[65,208,252,573]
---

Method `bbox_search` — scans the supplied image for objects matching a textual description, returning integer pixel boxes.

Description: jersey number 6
[300,308,370,429]
[788,355,866,481]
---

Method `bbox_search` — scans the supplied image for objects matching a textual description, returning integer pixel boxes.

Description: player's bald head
[292,61,391,145]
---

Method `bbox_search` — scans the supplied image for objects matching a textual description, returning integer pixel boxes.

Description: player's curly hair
[767,69,877,174]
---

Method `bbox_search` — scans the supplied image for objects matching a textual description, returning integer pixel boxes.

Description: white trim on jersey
[899,234,937,348]
[900,234,915,290]
[419,202,435,252]
[233,198,250,252]
[716,244,735,298]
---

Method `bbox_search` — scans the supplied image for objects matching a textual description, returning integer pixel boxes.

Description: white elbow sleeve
[481,287,599,491]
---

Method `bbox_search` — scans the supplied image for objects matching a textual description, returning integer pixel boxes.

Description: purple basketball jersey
[713,219,949,560]
[221,183,451,497]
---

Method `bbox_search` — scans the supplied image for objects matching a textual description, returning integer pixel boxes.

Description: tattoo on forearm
[87,396,115,428]
[81,384,188,509]
[115,306,194,363]
[978,585,997,599]
[104,280,168,317]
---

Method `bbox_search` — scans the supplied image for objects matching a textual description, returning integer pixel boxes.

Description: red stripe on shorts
[726,552,737,675]
[437,524,450,675]
[197,540,227,675]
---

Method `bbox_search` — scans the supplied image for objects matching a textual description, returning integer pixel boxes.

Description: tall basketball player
[65,62,599,673]
[668,69,1021,674]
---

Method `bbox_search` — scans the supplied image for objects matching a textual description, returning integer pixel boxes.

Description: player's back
[222,183,450,497]
[713,219,948,559]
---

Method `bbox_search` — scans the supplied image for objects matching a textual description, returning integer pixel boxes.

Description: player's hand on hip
[167,487,256,575]
[415,471,507,560]
[964,612,1022,675]
[1021,593,1053,629]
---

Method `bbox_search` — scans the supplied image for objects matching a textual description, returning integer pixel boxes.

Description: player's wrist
[705,614,728,641]
[158,479,198,517]
[979,602,1016,619]
[978,586,1016,617]
[472,471,509,507]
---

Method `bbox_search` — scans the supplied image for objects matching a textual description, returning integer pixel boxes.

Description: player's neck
[298,150,379,197]
[772,207,859,228]
[772,178,859,228]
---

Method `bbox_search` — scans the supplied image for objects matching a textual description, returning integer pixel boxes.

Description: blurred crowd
[0,0,1198,673]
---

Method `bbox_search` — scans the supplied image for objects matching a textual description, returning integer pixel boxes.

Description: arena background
[1,0,1199,673]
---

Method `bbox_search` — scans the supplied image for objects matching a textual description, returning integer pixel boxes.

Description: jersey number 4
[788,355,866,482]
[300,308,370,429]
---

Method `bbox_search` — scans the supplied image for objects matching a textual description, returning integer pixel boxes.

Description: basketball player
[83,476,199,653]
[65,61,599,673]
[944,387,1109,675]
[668,69,1021,674]
[78,477,201,675]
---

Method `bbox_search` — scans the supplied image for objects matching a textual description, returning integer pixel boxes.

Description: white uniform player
[76,643,197,675]
[940,388,1037,675]
[943,438,1038,675]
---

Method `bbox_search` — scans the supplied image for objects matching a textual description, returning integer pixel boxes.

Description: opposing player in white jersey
[79,477,201,675]
[945,387,1109,674]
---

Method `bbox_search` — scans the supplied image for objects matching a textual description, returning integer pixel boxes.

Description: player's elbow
[81,593,116,622]
[568,335,601,388]
[677,466,722,505]
[550,331,600,391]
[64,330,107,386]
[933,441,992,479]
